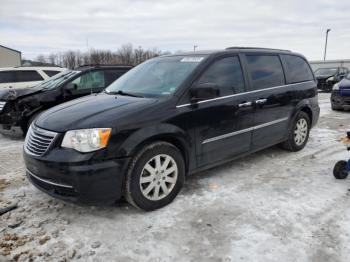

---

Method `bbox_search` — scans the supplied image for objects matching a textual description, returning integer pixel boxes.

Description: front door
[189,56,254,167]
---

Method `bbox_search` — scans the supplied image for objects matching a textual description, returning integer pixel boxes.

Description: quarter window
[0,71,15,83]
[44,70,61,77]
[70,71,105,90]
[197,56,245,96]
[246,55,285,90]
[17,71,44,82]
[282,55,314,84]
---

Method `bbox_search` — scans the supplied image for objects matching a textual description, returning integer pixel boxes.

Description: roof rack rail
[14,65,62,68]
[75,64,133,68]
[225,47,291,52]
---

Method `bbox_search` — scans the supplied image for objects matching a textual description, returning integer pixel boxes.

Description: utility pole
[323,29,331,61]
[193,44,198,52]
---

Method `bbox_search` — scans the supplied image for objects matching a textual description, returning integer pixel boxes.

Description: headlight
[333,83,339,91]
[327,76,334,82]
[61,128,111,152]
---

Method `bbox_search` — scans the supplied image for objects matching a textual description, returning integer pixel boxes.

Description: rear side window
[17,71,44,82]
[44,70,61,77]
[282,55,314,84]
[0,71,15,83]
[246,55,285,90]
[197,56,245,96]
[104,69,127,86]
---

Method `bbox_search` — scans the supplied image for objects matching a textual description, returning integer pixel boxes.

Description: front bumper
[23,151,131,205]
[331,91,350,108]
[0,124,23,136]
[0,109,25,136]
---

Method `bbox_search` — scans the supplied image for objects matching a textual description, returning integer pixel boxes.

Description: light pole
[323,29,331,61]
[193,44,198,52]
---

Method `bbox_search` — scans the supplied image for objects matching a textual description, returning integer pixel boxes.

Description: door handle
[255,98,267,105]
[238,101,253,108]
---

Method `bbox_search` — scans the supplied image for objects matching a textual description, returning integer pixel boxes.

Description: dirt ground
[1,92,350,262]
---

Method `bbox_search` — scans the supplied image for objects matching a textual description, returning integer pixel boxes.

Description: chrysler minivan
[23,48,319,211]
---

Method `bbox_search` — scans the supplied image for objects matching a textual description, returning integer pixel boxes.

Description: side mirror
[190,83,220,103]
[64,83,78,94]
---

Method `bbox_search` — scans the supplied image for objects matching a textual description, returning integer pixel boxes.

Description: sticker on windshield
[180,57,204,63]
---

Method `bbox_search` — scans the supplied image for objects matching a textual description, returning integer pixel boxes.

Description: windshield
[106,55,206,97]
[314,68,337,76]
[35,70,80,90]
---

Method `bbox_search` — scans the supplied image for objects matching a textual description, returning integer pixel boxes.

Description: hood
[35,93,158,132]
[316,74,335,80]
[339,78,350,89]
[0,87,43,101]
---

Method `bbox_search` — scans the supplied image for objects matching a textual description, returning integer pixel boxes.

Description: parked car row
[8,47,320,211]
[0,66,65,89]
[0,65,132,135]
[314,66,348,92]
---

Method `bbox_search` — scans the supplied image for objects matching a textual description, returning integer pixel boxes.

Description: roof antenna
[86,37,93,95]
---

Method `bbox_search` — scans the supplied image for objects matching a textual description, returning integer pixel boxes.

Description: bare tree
[33,44,171,69]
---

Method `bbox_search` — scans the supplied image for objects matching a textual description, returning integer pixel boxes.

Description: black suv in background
[0,65,132,136]
[24,48,319,211]
[315,67,348,92]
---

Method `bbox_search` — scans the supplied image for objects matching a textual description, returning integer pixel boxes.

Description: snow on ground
[1,93,350,262]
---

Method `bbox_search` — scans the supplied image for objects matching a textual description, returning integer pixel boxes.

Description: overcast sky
[1,0,349,61]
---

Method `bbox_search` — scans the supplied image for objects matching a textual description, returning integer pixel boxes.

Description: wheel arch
[117,124,192,173]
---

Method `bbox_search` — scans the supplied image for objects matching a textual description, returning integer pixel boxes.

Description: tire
[125,141,185,211]
[333,160,349,179]
[281,111,310,152]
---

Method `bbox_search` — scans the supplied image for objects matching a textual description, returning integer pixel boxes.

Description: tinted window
[104,69,127,86]
[44,70,61,77]
[17,71,43,82]
[282,55,314,84]
[70,71,105,90]
[0,71,15,83]
[246,55,285,90]
[197,56,245,96]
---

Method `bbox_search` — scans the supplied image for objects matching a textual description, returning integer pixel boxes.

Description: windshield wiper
[107,90,143,98]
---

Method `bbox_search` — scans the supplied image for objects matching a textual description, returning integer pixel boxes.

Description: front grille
[0,101,6,112]
[25,125,57,156]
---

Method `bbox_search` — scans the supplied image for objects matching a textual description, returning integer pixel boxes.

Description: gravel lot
[1,93,350,262]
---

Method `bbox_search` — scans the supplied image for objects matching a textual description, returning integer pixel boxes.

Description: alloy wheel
[139,154,178,201]
[294,118,308,146]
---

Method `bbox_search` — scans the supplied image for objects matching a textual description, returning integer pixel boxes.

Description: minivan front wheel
[281,111,310,152]
[125,142,185,211]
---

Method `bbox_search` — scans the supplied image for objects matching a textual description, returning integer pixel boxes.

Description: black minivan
[0,65,132,136]
[23,48,319,211]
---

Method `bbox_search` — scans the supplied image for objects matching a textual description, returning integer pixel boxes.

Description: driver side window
[70,71,105,90]
[197,56,245,96]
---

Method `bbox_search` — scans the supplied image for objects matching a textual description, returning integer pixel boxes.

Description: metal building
[0,45,21,67]
[309,59,350,72]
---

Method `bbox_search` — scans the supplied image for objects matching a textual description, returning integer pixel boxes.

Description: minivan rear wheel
[125,141,185,211]
[281,111,310,152]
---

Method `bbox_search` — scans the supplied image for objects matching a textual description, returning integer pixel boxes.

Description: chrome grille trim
[0,101,6,111]
[27,169,73,189]
[24,125,57,156]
